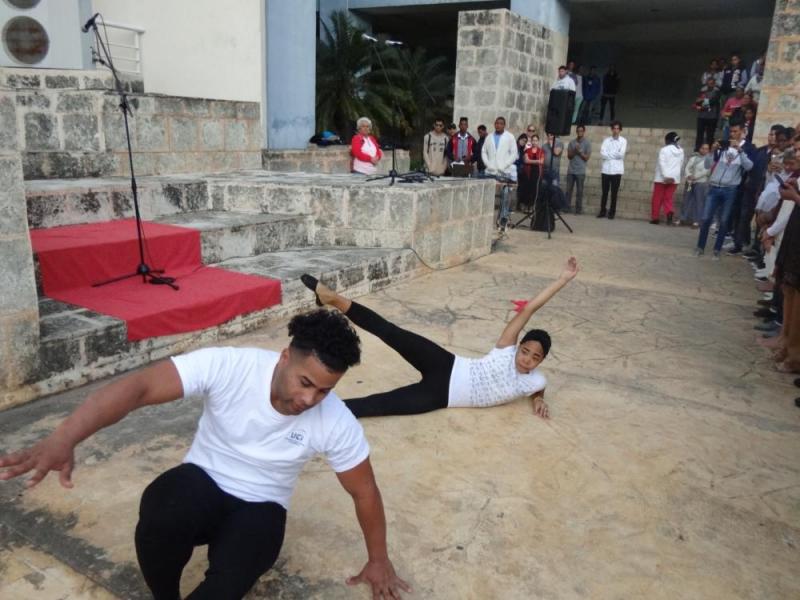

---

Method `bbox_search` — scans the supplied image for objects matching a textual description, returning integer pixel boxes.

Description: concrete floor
[1,215,798,599]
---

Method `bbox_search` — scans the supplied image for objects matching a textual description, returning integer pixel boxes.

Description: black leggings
[344,302,455,417]
[135,463,286,600]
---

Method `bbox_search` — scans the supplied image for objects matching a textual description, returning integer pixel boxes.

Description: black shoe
[794,377,800,388]
[754,307,777,318]
[755,261,766,270]
[597,211,607,218]
[727,247,742,255]
[607,214,615,220]
[649,219,660,225]
[666,212,674,226]
[300,273,323,306]
[743,250,759,259]
[757,299,773,307]
[795,398,800,408]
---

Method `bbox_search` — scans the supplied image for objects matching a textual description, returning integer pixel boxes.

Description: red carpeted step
[30,219,282,341]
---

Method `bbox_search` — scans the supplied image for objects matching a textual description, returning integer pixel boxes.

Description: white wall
[92,0,261,101]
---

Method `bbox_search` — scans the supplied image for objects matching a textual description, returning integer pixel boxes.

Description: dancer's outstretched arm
[496,257,578,348]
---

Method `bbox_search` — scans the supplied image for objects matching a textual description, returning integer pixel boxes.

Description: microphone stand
[364,40,431,185]
[541,135,573,239]
[84,15,178,290]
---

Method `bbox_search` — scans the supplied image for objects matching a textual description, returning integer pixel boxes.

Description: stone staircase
[26,174,430,399]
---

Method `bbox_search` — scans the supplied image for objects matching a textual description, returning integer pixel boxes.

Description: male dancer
[0,310,410,600]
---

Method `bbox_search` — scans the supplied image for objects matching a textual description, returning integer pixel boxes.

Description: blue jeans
[498,183,512,223]
[696,185,737,252]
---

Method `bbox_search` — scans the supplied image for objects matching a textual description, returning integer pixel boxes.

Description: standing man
[720,53,749,102]
[694,76,721,151]
[579,66,601,125]
[695,121,754,259]
[482,116,519,228]
[447,116,477,176]
[600,65,620,124]
[551,65,576,92]
[598,120,627,219]
[422,118,449,176]
[0,310,411,600]
[650,131,685,225]
[542,132,564,187]
[474,124,488,176]
[566,125,591,214]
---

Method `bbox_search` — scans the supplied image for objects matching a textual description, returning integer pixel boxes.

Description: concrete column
[0,88,39,407]
[263,0,316,150]
[453,9,568,136]
[754,0,800,144]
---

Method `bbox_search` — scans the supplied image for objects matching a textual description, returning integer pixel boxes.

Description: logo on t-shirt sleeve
[286,429,308,446]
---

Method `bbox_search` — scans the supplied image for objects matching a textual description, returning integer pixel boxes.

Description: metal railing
[91,18,145,75]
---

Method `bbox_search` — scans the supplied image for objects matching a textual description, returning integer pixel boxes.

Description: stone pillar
[0,88,39,407]
[754,0,800,144]
[453,9,568,136]
[263,0,316,150]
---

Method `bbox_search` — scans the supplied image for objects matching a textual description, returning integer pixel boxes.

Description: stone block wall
[1,68,262,179]
[262,145,410,175]
[552,125,696,220]
[0,88,39,407]
[210,175,497,269]
[754,0,800,144]
[453,9,568,135]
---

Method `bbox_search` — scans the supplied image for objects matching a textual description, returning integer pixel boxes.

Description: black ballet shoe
[300,273,322,307]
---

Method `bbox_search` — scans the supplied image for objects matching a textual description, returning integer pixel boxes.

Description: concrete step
[31,211,312,296]
[25,176,211,229]
[154,211,312,263]
[31,246,426,398]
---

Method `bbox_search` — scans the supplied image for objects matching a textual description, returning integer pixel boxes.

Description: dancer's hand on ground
[0,433,75,489]
[532,396,550,419]
[347,558,412,599]
[559,256,579,283]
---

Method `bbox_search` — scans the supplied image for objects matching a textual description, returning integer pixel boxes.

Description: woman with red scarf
[350,117,383,175]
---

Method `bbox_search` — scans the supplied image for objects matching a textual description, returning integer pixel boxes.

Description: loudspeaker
[545,89,575,136]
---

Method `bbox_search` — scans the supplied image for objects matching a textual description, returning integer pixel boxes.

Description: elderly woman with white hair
[350,116,383,175]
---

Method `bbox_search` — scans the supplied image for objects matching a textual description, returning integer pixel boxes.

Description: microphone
[361,33,378,43]
[81,12,100,33]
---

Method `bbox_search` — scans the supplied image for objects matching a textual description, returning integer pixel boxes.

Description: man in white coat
[482,116,519,229]
[598,120,628,219]
[650,131,685,225]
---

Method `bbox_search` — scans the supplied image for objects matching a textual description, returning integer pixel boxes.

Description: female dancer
[300,256,578,419]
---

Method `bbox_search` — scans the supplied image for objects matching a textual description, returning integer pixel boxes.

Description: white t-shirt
[447,345,547,408]
[172,347,370,508]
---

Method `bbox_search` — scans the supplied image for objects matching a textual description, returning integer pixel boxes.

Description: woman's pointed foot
[300,274,322,307]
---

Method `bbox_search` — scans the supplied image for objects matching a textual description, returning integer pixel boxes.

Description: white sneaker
[763,292,774,300]
[754,268,769,278]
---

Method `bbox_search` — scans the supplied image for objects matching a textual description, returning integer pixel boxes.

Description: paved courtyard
[1,214,798,599]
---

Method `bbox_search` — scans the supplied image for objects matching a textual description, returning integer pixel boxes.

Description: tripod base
[367,168,434,185]
[93,263,179,290]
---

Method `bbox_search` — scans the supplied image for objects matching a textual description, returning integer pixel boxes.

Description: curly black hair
[288,309,361,372]
[521,329,551,357]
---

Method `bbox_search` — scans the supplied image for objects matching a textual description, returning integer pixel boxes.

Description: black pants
[600,174,622,217]
[135,464,286,600]
[344,302,454,418]
[695,118,717,151]
[600,95,615,121]
[734,186,758,250]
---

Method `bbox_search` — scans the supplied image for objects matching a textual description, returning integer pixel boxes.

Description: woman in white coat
[650,131,685,225]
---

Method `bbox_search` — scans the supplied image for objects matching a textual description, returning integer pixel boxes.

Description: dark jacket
[602,71,620,96]
[720,65,748,94]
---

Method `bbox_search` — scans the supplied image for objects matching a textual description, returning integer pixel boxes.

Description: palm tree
[316,11,395,138]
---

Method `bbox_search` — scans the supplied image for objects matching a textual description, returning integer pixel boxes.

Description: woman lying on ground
[300,257,578,419]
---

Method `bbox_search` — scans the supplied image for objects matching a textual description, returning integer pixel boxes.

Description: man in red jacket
[447,117,476,176]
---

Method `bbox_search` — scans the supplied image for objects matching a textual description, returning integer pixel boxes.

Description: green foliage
[316,10,453,156]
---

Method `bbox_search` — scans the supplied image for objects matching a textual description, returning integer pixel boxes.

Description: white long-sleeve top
[684,154,710,183]
[482,130,518,179]
[600,136,627,175]
[767,200,795,238]
[654,144,684,183]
